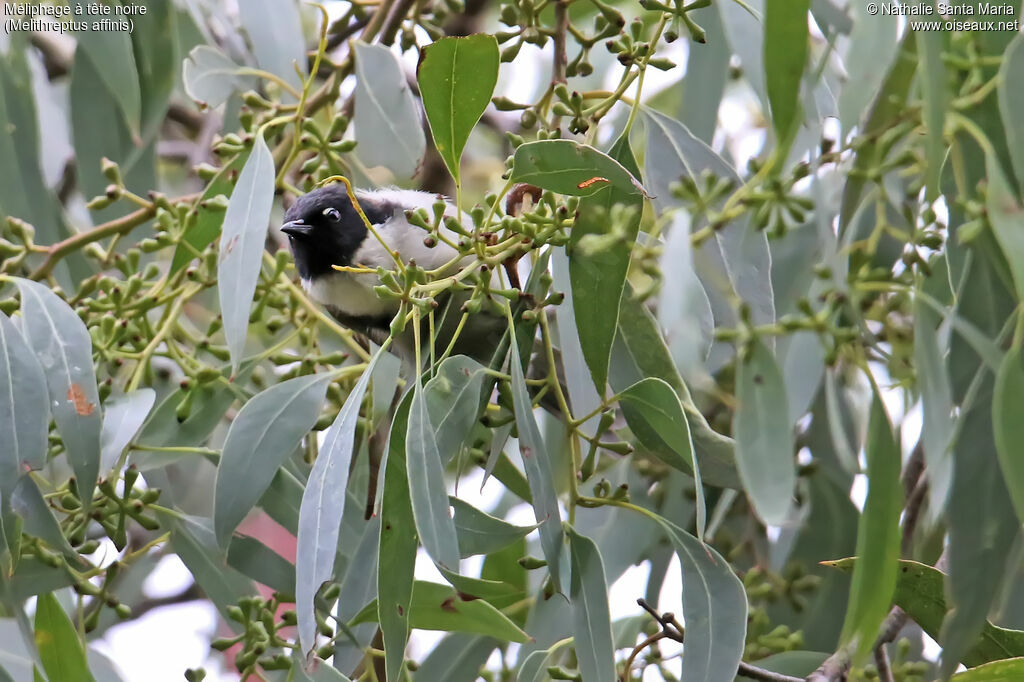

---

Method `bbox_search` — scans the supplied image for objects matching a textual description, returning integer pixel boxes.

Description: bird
[281,184,508,366]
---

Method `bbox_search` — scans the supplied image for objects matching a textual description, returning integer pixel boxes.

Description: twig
[634,599,802,682]
[874,643,895,682]
[552,0,569,84]
[805,648,851,682]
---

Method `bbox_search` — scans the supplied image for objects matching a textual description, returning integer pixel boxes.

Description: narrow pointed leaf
[734,338,795,525]
[217,133,275,373]
[238,0,306,94]
[353,42,425,178]
[839,395,903,659]
[0,312,48,496]
[215,373,330,546]
[417,34,499,182]
[352,581,530,643]
[952,658,1024,681]
[658,211,714,382]
[619,378,705,537]
[998,34,1024,194]
[764,0,810,149]
[986,154,1024,303]
[568,134,643,393]
[296,353,382,655]
[182,45,257,109]
[994,343,1024,525]
[377,391,416,681]
[510,139,647,197]
[34,593,95,682]
[509,328,564,593]
[424,355,487,462]
[407,385,460,570]
[662,519,747,682]
[913,297,954,516]
[451,498,536,558]
[13,279,101,503]
[568,528,615,682]
[98,389,155,472]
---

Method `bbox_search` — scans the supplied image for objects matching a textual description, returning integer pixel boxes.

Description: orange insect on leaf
[577,176,610,189]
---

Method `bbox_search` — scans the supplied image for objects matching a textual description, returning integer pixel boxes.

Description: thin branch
[874,642,895,682]
[635,599,802,682]
[552,0,569,84]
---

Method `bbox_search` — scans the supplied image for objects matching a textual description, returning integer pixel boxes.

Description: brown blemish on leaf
[441,597,458,613]
[67,384,95,416]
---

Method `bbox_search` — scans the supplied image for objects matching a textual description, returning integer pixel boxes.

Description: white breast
[302,272,397,318]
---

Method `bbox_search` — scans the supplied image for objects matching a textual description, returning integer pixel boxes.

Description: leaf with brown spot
[67,384,95,416]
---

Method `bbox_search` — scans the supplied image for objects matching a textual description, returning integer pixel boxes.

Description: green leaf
[986,154,1024,303]
[839,395,903,660]
[292,656,353,682]
[678,4,729,143]
[170,153,248,276]
[0,312,48,496]
[296,352,382,655]
[657,212,714,383]
[424,356,488,463]
[662,519,747,682]
[9,558,74,601]
[352,580,530,643]
[377,392,416,682]
[827,559,1024,667]
[999,34,1024,194]
[764,0,810,149]
[10,477,78,563]
[568,528,615,682]
[618,378,705,537]
[509,326,565,593]
[568,134,643,394]
[917,23,949,201]
[994,342,1024,525]
[238,0,307,95]
[509,139,647,197]
[14,278,102,504]
[215,373,330,545]
[71,4,141,135]
[612,288,740,489]
[451,498,535,558]
[734,338,795,525]
[643,108,775,332]
[182,45,257,109]
[99,389,155,472]
[34,593,95,682]
[353,42,425,178]
[407,385,460,570]
[130,0,179,139]
[417,34,499,183]
[913,296,954,517]
[436,566,523,600]
[226,535,296,596]
[953,658,1024,681]
[217,132,275,372]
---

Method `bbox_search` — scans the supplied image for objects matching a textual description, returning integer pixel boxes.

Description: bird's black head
[281,185,391,280]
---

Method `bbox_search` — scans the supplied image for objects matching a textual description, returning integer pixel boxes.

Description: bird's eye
[323,207,341,222]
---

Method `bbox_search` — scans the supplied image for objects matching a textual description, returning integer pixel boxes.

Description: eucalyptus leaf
[407,385,460,571]
[424,355,487,462]
[568,527,615,682]
[764,0,810,149]
[296,352,382,655]
[217,132,275,372]
[352,580,530,643]
[998,34,1024,195]
[14,278,102,504]
[509,326,565,593]
[353,42,425,178]
[451,497,536,558]
[839,395,902,660]
[182,45,257,110]
[0,312,48,496]
[509,139,647,197]
[418,34,499,183]
[994,344,1024,525]
[734,338,795,526]
[99,389,155,472]
[238,0,307,94]
[34,592,95,682]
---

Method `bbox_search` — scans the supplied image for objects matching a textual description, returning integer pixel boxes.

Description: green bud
[101,157,122,184]
[518,556,548,569]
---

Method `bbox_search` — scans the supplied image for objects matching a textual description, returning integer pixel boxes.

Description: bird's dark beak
[281,220,313,237]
